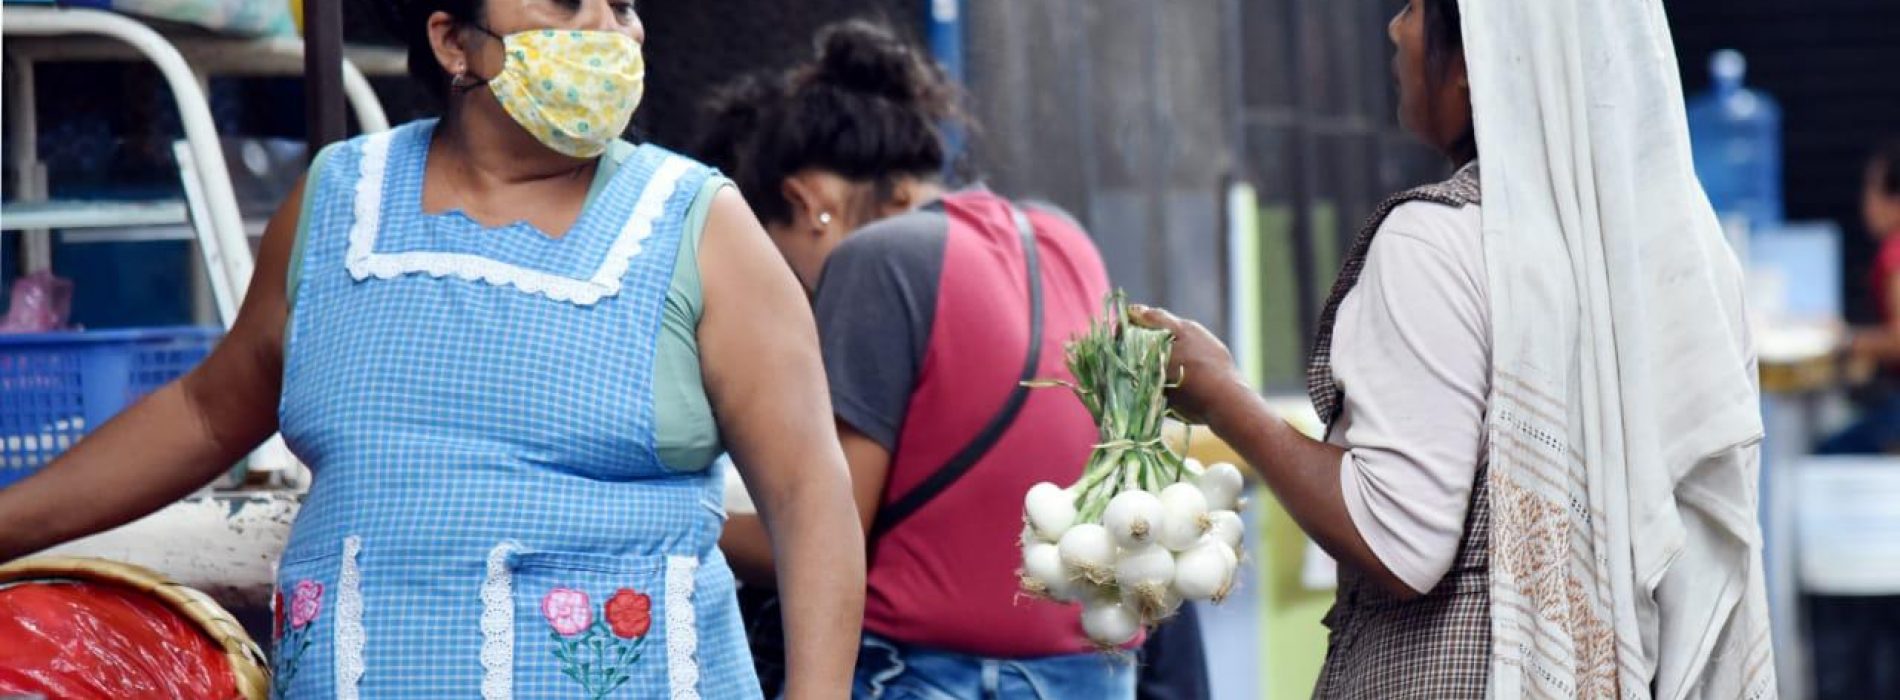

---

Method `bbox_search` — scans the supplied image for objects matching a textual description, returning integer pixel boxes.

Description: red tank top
[1874,232,1900,323]
[862,191,1112,657]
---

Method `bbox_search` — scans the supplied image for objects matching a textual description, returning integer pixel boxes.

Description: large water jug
[1687,49,1784,233]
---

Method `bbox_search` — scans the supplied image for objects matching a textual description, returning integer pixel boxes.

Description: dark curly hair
[693,20,966,227]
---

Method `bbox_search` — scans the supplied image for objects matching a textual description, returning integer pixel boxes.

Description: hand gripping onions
[1014,294,1249,649]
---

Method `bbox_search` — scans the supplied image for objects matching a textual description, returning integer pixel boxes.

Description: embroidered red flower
[545,585,650,696]
[604,588,651,639]
[272,590,286,640]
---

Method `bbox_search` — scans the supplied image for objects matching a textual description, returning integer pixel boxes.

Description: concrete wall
[961,0,1239,337]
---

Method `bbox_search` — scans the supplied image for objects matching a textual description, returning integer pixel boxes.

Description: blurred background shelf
[0,197,268,244]
[1,199,189,231]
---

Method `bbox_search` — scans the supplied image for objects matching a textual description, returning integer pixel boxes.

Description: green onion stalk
[1028,292,1189,525]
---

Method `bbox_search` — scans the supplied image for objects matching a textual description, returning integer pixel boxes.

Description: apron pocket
[273,536,364,699]
[501,549,693,699]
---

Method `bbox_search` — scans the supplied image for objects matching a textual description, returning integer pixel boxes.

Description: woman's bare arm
[698,188,864,700]
[721,422,890,587]
[1132,306,1418,599]
[0,176,305,561]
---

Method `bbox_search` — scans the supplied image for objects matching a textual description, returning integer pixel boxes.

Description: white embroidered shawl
[1461,0,1777,697]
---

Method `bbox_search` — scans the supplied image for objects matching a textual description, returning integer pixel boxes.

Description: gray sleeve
[810,211,949,451]
[1333,203,1489,593]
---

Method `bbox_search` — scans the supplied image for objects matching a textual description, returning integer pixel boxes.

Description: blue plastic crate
[0,326,221,485]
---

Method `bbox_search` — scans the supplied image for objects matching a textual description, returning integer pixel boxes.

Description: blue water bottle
[1687,49,1784,234]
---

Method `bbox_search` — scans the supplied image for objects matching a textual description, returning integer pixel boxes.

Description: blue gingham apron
[275,119,757,699]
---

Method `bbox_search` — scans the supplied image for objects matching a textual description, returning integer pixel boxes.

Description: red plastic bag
[0,580,238,700]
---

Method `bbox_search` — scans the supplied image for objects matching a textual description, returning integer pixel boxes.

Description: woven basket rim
[0,556,270,700]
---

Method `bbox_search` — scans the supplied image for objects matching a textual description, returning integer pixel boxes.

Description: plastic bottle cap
[1711,49,1746,87]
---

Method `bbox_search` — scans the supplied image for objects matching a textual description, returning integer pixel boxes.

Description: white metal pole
[341,60,391,133]
[172,142,239,326]
[5,8,254,303]
[6,53,52,273]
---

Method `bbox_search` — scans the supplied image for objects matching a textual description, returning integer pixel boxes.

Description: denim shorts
[852,632,1136,699]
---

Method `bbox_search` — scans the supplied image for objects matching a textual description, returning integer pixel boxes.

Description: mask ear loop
[451,24,508,93]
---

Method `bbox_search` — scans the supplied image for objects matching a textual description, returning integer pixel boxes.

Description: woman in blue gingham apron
[0,2,864,698]
[275,119,743,698]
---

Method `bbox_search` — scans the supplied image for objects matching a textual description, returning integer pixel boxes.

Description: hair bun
[810,21,938,105]
[703,73,783,135]
[693,72,784,173]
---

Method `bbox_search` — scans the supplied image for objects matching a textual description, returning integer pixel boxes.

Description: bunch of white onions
[1020,459,1246,647]
[1017,294,1247,648]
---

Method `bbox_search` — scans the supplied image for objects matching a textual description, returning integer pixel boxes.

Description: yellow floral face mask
[477,28,644,159]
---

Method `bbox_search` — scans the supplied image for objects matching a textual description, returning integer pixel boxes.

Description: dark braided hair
[693,20,965,227]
